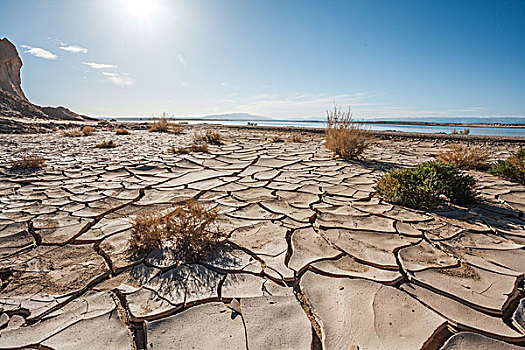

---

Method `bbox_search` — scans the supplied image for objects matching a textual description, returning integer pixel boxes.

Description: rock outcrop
[0,37,97,132]
[0,38,26,101]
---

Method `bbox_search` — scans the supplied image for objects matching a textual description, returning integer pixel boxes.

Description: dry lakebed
[0,125,525,349]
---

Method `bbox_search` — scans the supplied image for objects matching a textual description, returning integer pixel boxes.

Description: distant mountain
[199,113,273,121]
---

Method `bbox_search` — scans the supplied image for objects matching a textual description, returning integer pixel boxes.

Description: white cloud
[219,82,229,87]
[235,92,378,118]
[106,73,134,87]
[83,62,117,69]
[181,81,190,86]
[21,45,57,60]
[59,45,88,54]
[177,54,186,66]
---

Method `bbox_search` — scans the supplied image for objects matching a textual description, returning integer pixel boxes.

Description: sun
[121,0,159,21]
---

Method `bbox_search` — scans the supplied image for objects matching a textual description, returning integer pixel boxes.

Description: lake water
[102,117,525,137]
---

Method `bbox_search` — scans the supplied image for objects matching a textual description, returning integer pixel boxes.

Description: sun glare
[121,0,158,21]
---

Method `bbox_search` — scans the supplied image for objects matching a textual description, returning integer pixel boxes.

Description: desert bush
[190,142,209,153]
[270,135,285,143]
[171,146,190,154]
[61,125,95,137]
[325,106,372,160]
[129,200,223,260]
[375,161,476,209]
[247,122,258,126]
[149,118,170,132]
[96,140,117,148]
[61,129,84,137]
[489,148,524,184]
[82,126,95,135]
[150,118,185,133]
[288,134,304,143]
[115,128,130,135]
[11,154,46,170]
[437,143,489,170]
[194,130,222,145]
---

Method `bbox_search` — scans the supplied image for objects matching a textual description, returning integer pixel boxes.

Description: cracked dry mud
[0,126,525,349]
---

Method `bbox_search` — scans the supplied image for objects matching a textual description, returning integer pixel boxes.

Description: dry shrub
[61,129,84,137]
[129,200,223,260]
[11,154,46,169]
[288,134,304,143]
[437,143,489,170]
[270,135,285,143]
[171,146,190,154]
[190,142,209,153]
[61,125,95,137]
[149,118,170,132]
[115,128,130,135]
[96,140,117,148]
[194,130,222,145]
[149,118,185,133]
[325,106,372,160]
[82,126,95,135]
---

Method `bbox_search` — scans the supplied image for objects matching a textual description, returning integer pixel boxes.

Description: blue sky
[1,0,524,119]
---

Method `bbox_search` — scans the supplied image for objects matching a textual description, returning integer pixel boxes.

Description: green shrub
[488,148,524,185]
[375,161,476,209]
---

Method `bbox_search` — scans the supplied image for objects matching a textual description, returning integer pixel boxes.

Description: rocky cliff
[0,38,27,101]
[0,37,96,132]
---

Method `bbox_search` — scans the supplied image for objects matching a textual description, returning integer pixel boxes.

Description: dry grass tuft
[82,126,95,135]
[270,135,285,143]
[115,128,130,135]
[171,146,190,154]
[288,134,304,143]
[61,125,96,137]
[96,140,117,148]
[11,154,46,170]
[325,106,372,160]
[149,118,185,134]
[129,200,223,260]
[194,130,222,145]
[190,142,209,153]
[437,143,489,170]
[61,129,84,137]
[149,118,170,132]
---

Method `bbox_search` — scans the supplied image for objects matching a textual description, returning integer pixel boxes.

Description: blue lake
[102,117,525,137]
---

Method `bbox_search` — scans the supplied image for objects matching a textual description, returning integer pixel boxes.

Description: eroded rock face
[0,38,26,101]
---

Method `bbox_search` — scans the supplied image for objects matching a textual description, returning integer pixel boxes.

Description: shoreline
[161,118,525,129]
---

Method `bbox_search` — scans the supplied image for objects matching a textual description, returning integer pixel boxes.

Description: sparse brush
[150,118,170,132]
[288,134,304,143]
[129,200,223,261]
[171,124,185,134]
[61,129,84,137]
[171,146,190,154]
[489,148,524,185]
[149,118,185,133]
[270,135,285,143]
[96,140,117,148]
[61,125,95,137]
[115,128,130,135]
[375,161,476,209]
[10,154,46,170]
[194,130,222,145]
[325,106,372,160]
[190,142,209,153]
[437,143,489,170]
[82,126,95,135]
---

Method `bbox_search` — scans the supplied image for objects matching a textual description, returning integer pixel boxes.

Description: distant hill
[199,113,273,121]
